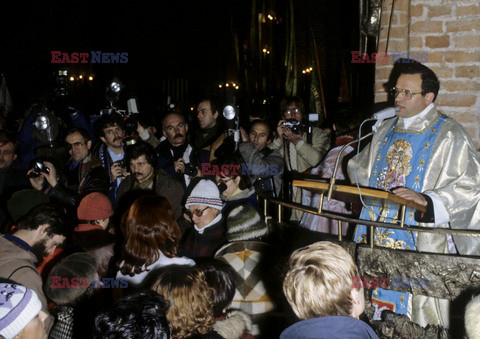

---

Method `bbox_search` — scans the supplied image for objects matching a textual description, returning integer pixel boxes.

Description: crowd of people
[1,59,480,339]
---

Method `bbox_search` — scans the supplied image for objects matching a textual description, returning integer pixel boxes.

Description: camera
[282,119,303,134]
[254,177,276,198]
[114,159,127,170]
[27,161,50,178]
[184,163,198,177]
[123,115,138,136]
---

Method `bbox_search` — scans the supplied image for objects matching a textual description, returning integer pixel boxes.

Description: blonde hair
[151,266,215,339]
[283,241,358,319]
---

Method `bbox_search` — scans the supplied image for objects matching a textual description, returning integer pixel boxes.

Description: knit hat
[226,204,268,241]
[0,283,42,339]
[45,253,98,305]
[7,189,50,223]
[185,179,223,210]
[77,192,113,221]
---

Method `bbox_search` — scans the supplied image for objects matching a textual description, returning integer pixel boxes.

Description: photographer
[269,96,330,221]
[239,120,284,198]
[154,111,201,189]
[27,159,77,219]
[93,113,126,201]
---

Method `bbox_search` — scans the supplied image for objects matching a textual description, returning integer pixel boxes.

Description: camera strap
[307,123,313,145]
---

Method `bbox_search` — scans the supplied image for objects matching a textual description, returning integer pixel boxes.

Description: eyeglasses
[390,87,423,100]
[216,176,233,184]
[65,141,85,150]
[185,206,209,218]
[284,108,300,117]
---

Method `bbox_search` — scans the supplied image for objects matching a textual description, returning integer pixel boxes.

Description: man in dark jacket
[0,130,29,228]
[116,141,184,219]
[155,111,200,189]
[192,97,227,164]
[64,127,105,193]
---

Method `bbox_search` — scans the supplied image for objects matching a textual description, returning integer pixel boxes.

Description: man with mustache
[116,141,184,219]
[93,114,127,200]
[155,111,200,189]
[0,204,66,335]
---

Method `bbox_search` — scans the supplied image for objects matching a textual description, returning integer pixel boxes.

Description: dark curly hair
[94,290,170,339]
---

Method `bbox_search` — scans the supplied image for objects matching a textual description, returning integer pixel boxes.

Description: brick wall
[374,0,480,148]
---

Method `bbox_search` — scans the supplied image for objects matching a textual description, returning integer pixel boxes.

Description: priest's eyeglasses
[185,206,209,218]
[390,87,423,100]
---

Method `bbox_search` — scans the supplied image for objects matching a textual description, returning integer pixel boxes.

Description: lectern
[293,180,427,228]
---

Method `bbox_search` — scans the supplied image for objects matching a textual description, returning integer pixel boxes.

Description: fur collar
[213,310,252,339]
[465,295,480,339]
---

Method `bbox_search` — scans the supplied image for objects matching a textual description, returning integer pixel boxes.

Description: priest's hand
[392,187,427,207]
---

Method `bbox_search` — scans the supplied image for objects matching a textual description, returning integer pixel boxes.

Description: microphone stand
[327,131,373,201]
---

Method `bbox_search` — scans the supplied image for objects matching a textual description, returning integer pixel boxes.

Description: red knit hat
[77,192,113,221]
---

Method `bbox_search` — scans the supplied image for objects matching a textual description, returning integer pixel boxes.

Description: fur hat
[7,189,50,223]
[0,283,42,339]
[226,204,268,241]
[45,253,98,305]
[185,179,223,210]
[465,294,480,339]
[77,192,113,221]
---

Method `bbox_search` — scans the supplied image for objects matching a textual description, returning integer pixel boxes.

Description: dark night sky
[1,0,363,121]
[1,1,237,115]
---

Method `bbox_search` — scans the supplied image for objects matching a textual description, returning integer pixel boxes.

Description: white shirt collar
[402,103,434,129]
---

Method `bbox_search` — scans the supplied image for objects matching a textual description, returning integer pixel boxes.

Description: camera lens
[184,164,198,177]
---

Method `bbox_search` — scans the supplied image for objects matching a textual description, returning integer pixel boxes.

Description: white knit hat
[185,179,223,210]
[0,283,42,339]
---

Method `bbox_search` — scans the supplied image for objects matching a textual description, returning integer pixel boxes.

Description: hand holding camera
[27,161,58,190]
[175,158,199,177]
[111,160,128,181]
[277,119,303,145]
[174,158,186,174]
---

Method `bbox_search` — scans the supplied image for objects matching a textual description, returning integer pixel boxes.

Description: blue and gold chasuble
[354,115,447,320]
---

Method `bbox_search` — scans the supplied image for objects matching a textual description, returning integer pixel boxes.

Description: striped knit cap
[226,204,268,241]
[185,179,223,210]
[0,283,42,339]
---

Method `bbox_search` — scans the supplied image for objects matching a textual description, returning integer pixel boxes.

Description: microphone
[371,107,399,133]
[218,182,227,194]
[371,107,398,120]
[326,107,398,201]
